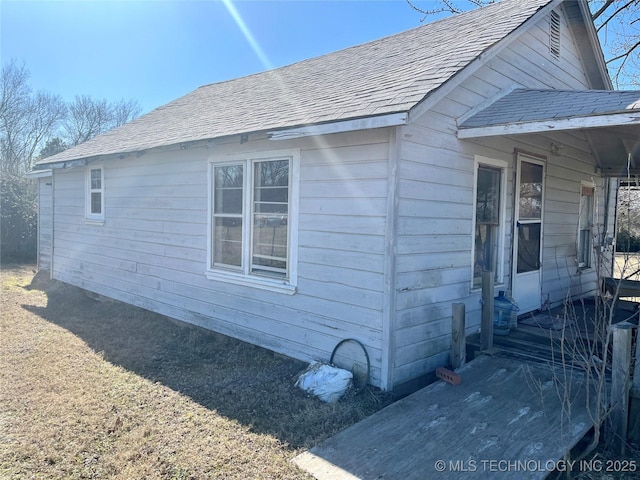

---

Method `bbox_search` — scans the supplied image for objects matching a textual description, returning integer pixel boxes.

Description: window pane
[578,187,593,267]
[255,160,289,187]
[252,159,289,277]
[519,162,543,220]
[578,230,591,266]
[213,217,243,267]
[91,169,101,189]
[474,166,501,287]
[254,160,288,214]
[91,192,102,214]
[476,167,500,224]
[254,201,288,215]
[474,224,498,288]
[252,216,288,276]
[579,193,592,229]
[214,165,243,214]
[517,223,541,273]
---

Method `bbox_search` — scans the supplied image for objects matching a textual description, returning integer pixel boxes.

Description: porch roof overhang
[457,89,640,177]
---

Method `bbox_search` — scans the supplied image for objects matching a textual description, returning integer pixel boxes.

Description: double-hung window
[85,165,104,222]
[578,184,594,268]
[208,150,299,293]
[472,157,506,288]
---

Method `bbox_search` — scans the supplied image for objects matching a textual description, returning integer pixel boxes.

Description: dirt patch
[0,265,394,479]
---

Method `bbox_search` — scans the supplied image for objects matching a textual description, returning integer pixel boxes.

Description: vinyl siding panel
[390,8,606,388]
[37,177,53,271]
[46,7,613,393]
[51,130,391,387]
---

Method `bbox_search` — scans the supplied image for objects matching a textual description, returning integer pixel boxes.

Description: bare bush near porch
[535,179,639,474]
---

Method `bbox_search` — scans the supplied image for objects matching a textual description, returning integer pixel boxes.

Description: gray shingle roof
[38,0,553,166]
[460,89,640,128]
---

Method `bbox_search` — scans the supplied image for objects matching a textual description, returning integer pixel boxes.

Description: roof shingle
[460,89,640,128]
[38,0,553,165]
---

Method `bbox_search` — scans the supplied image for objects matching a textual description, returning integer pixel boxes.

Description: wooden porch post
[610,322,634,455]
[451,303,466,369]
[633,327,640,397]
[481,271,494,351]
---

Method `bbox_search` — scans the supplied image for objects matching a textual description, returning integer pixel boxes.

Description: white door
[512,156,544,313]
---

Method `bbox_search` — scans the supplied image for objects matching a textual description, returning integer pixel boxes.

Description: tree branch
[591,0,617,22]
[406,0,457,18]
[606,38,640,64]
[595,0,637,32]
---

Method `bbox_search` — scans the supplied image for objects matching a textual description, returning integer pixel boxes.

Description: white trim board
[458,112,640,139]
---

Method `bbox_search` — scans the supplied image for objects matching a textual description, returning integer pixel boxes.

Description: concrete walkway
[294,355,594,480]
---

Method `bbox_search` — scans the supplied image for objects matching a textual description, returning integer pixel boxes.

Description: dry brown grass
[0,265,394,479]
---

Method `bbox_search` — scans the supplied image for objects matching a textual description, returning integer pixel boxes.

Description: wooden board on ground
[294,355,594,480]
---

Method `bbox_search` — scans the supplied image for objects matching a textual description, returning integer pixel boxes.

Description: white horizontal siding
[390,9,602,388]
[51,130,391,387]
[37,178,53,270]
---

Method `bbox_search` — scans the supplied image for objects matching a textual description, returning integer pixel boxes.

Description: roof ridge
[37,0,557,166]
[195,0,554,92]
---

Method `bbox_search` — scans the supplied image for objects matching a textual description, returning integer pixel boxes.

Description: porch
[294,355,595,480]
[294,298,640,480]
[467,297,640,367]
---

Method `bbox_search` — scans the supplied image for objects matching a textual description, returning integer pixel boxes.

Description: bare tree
[63,95,111,146]
[407,0,640,88]
[63,95,140,146]
[111,98,142,128]
[0,60,66,174]
[593,0,640,87]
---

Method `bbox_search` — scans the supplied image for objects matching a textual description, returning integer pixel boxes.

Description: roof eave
[568,0,613,90]
[267,112,408,140]
[457,110,640,139]
[25,168,52,179]
[35,112,410,170]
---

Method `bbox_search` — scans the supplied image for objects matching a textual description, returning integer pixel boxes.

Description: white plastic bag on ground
[295,362,353,403]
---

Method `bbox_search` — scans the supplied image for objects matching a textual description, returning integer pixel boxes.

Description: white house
[34,0,640,391]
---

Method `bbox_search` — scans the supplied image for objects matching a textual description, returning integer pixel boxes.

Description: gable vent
[549,10,561,59]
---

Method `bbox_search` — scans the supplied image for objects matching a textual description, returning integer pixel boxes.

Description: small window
[578,184,594,268]
[473,164,504,288]
[550,10,561,59]
[85,165,104,222]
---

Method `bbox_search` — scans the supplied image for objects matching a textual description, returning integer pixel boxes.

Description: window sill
[84,219,105,226]
[205,270,297,295]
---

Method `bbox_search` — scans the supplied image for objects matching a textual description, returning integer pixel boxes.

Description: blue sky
[0,1,626,115]
[1,1,439,113]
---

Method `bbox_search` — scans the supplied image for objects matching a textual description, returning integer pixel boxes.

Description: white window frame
[85,165,105,223]
[471,155,508,290]
[578,181,595,269]
[206,149,299,294]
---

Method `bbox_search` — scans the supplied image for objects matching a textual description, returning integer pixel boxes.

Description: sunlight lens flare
[222,0,274,71]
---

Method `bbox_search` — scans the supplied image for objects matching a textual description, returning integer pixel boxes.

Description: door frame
[511,152,546,314]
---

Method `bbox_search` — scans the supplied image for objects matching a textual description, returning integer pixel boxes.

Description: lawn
[0,265,394,479]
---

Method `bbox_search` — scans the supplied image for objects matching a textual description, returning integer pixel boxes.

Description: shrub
[0,173,37,263]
